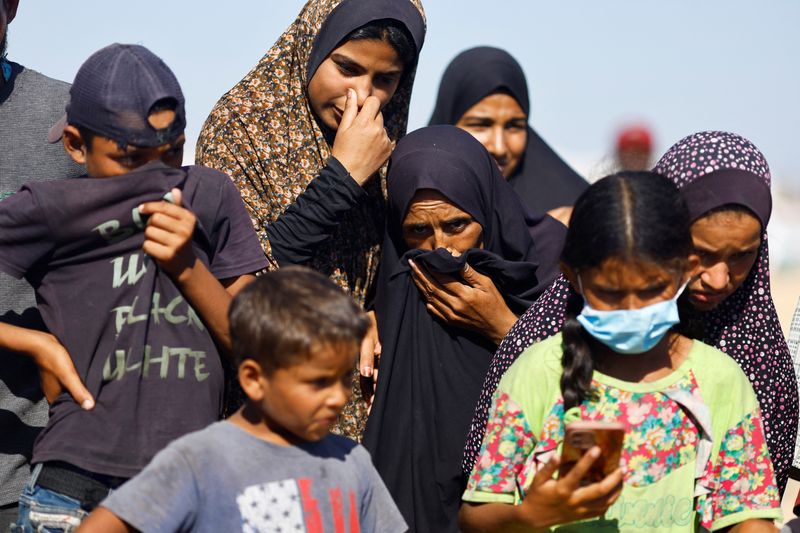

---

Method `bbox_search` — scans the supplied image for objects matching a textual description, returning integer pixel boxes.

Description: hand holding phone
[511,437,624,530]
[559,421,624,486]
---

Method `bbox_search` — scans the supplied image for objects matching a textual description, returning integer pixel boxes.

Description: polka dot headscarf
[654,132,797,491]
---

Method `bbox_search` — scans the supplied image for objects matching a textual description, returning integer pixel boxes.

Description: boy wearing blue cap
[0,43,267,529]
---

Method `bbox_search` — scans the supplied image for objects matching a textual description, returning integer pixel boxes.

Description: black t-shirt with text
[0,162,267,477]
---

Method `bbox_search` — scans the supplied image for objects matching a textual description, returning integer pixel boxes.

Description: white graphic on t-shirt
[237,479,307,533]
[99,252,210,384]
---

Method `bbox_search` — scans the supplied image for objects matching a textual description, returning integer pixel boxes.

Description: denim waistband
[34,462,128,510]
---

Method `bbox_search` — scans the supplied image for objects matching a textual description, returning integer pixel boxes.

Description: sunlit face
[258,342,357,444]
[687,209,761,311]
[456,92,528,178]
[566,256,684,311]
[402,189,483,255]
[307,38,404,132]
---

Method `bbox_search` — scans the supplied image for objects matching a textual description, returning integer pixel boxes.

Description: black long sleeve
[267,156,367,266]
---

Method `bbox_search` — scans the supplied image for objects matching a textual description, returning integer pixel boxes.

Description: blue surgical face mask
[576,276,687,355]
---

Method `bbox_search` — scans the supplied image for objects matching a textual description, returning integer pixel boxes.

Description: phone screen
[558,422,624,485]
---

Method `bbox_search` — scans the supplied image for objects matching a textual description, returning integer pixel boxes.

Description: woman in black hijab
[363,126,552,532]
[429,46,588,215]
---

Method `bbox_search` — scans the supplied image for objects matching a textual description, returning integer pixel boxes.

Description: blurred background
[8,0,800,329]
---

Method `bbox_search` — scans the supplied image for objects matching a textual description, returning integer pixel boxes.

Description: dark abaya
[363,126,551,532]
[429,46,588,213]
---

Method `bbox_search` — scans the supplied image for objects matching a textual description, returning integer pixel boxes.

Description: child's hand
[139,188,197,280]
[517,447,623,529]
[28,331,94,409]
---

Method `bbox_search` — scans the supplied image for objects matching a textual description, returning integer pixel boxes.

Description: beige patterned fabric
[196,0,425,438]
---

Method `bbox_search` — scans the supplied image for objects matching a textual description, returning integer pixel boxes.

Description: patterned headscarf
[196,0,426,306]
[654,131,798,491]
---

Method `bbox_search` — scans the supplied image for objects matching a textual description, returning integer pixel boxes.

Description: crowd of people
[0,0,797,532]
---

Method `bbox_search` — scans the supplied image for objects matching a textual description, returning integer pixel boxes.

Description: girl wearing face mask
[196,0,426,437]
[460,172,781,533]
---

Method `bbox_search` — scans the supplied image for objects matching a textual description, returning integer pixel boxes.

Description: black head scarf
[364,126,551,532]
[428,46,588,213]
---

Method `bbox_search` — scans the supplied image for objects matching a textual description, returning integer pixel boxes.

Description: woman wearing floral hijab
[463,131,798,493]
[196,0,426,438]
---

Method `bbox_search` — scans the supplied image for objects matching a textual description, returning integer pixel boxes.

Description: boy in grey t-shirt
[77,268,407,533]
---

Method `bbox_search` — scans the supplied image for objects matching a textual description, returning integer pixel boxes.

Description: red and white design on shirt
[236,478,361,533]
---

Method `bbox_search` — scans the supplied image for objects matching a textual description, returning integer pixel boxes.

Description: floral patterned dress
[464,334,782,532]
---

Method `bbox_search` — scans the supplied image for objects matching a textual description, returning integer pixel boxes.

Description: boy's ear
[62,125,88,166]
[238,359,267,402]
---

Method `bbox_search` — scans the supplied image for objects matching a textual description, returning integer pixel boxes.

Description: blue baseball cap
[48,43,186,147]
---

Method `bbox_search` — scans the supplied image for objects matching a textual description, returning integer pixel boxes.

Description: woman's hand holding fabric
[409,259,518,345]
[331,89,393,185]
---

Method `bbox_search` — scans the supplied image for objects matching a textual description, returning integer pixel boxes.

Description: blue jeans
[11,464,89,533]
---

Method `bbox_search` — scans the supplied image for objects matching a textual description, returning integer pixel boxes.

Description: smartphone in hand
[559,421,624,485]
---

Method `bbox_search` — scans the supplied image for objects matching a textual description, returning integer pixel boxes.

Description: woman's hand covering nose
[331,89,393,185]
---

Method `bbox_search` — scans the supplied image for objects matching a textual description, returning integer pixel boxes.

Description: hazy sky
[8,1,800,187]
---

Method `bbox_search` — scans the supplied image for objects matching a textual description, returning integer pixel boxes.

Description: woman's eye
[337,63,357,76]
[445,220,468,233]
[461,121,491,131]
[732,250,757,262]
[375,74,399,87]
[407,225,428,235]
